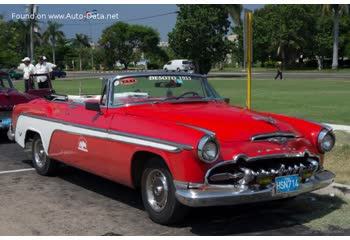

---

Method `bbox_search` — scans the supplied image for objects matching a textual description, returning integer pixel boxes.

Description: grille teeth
[207,158,320,185]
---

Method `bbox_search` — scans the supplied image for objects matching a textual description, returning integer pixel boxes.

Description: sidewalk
[326,123,350,132]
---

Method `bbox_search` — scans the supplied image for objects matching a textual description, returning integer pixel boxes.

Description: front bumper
[174,170,335,207]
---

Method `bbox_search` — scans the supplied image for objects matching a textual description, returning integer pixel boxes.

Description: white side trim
[15,115,179,153]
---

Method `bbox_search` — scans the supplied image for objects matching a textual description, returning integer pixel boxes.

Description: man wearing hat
[35,56,52,89]
[17,57,36,91]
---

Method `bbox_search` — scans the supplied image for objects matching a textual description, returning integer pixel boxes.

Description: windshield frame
[107,73,223,108]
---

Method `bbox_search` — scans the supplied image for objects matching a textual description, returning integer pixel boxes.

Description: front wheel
[32,134,58,176]
[141,159,188,225]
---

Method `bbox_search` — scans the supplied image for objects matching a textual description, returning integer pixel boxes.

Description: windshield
[0,74,13,89]
[111,75,221,105]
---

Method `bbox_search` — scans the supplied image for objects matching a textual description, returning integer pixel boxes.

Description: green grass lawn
[325,131,350,184]
[14,77,350,124]
[209,78,350,125]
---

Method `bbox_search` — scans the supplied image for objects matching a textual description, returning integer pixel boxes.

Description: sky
[1,4,264,42]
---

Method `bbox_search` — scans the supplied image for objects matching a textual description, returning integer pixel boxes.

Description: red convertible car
[8,72,335,224]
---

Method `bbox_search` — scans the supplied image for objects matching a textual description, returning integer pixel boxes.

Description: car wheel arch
[131,151,172,189]
[24,130,40,160]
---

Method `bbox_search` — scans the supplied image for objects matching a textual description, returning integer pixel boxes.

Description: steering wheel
[177,91,200,98]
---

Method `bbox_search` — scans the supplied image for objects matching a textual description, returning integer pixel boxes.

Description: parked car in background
[52,68,67,79]
[0,71,37,130]
[1,69,23,80]
[163,59,193,72]
[9,72,335,225]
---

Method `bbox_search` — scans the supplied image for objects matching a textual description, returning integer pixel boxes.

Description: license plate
[275,175,300,194]
[0,118,11,127]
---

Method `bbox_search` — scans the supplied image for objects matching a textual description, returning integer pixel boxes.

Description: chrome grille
[207,157,319,185]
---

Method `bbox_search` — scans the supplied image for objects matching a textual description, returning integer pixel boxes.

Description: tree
[43,21,65,64]
[168,5,231,74]
[232,5,319,68]
[71,34,90,71]
[225,4,243,26]
[99,22,160,69]
[322,4,349,69]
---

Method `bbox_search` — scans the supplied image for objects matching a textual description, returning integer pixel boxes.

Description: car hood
[0,88,37,110]
[125,102,302,142]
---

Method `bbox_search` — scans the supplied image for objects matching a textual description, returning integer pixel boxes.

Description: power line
[36,11,178,26]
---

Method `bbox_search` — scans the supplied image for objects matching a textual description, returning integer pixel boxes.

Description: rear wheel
[141,159,188,225]
[176,67,181,72]
[32,134,58,176]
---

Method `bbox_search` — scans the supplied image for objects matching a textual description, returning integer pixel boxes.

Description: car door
[47,95,116,177]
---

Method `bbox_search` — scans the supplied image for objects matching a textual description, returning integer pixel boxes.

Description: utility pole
[26,4,38,61]
[244,9,253,110]
[87,18,94,70]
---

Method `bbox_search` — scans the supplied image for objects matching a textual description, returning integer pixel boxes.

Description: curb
[314,182,350,199]
[325,123,350,132]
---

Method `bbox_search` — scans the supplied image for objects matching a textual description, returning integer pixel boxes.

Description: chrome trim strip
[174,170,335,207]
[177,123,215,136]
[19,113,194,152]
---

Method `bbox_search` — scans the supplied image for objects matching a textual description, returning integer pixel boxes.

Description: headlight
[197,135,220,163]
[317,129,335,153]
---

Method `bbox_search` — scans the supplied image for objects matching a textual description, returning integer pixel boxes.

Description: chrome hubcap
[34,139,46,168]
[146,169,168,212]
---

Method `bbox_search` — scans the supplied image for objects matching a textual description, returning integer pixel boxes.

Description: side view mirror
[85,101,102,114]
[224,98,230,104]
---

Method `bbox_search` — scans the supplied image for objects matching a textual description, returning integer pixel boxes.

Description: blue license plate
[0,118,12,127]
[275,175,300,194]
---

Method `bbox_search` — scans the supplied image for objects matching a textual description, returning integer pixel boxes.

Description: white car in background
[163,59,193,72]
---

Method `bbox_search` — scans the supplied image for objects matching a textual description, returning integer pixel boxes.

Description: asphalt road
[0,131,349,236]
[62,71,350,80]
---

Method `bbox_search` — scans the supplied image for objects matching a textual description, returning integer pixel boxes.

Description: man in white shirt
[43,56,56,80]
[17,57,36,91]
[35,56,52,89]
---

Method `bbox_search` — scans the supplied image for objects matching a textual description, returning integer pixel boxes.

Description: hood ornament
[253,116,276,124]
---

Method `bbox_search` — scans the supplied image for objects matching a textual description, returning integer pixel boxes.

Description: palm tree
[72,34,91,71]
[43,21,65,64]
[322,4,349,70]
[15,19,42,57]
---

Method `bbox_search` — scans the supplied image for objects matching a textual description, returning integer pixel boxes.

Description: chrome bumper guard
[174,170,335,207]
[7,127,15,141]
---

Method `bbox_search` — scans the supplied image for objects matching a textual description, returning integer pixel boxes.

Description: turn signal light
[257,176,273,185]
[301,171,313,179]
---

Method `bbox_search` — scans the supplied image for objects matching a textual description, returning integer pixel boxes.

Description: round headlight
[317,129,335,153]
[197,135,220,163]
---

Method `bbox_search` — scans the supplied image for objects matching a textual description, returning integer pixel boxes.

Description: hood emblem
[267,137,288,145]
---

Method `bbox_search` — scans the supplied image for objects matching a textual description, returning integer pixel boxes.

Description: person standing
[17,57,36,91]
[274,62,283,80]
[43,56,56,79]
[35,56,52,89]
